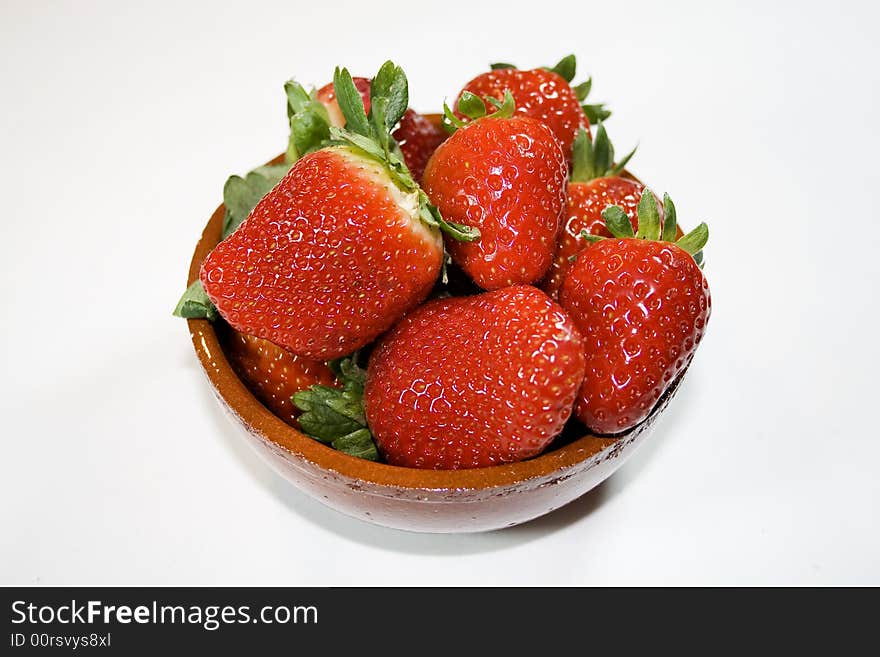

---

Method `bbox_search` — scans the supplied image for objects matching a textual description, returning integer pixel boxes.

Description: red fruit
[364,286,586,469]
[559,196,711,434]
[542,122,661,298]
[422,115,568,290]
[223,328,336,426]
[543,176,647,298]
[392,109,447,183]
[316,76,372,127]
[456,67,589,155]
[201,146,443,359]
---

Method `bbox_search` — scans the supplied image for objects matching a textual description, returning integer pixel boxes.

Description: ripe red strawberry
[392,109,447,183]
[542,123,646,298]
[455,55,594,156]
[317,76,446,182]
[222,328,336,426]
[201,63,477,360]
[294,286,586,469]
[559,191,710,434]
[423,94,568,290]
[201,145,441,360]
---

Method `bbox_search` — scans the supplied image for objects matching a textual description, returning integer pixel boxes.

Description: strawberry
[559,191,710,434]
[455,55,606,157]
[317,76,445,182]
[222,327,336,426]
[199,63,478,360]
[423,93,568,290]
[294,286,586,469]
[541,123,646,298]
[392,109,447,183]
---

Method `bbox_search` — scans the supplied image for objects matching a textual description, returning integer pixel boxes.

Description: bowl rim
[187,131,665,491]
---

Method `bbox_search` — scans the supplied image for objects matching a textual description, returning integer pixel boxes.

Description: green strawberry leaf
[602,206,635,238]
[573,78,592,102]
[333,66,371,138]
[296,399,362,442]
[284,80,333,162]
[173,280,219,321]
[548,54,577,82]
[369,96,392,159]
[445,89,515,134]
[329,125,385,161]
[608,143,637,177]
[292,358,379,461]
[661,193,678,242]
[489,62,517,70]
[592,122,613,178]
[583,103,612,124]
[419,193,480,242]
[676,222,709,256]
[371,60,408,130]
[599,191,710,266]
[222,166,289,239]
[442,100,468,132]
[331,428,379,460]
[571,128,594,182]
[635,189,662,241]
[457,91,487,120]
[491,89,516,119]
[288,109,331,161]
[571,122,637,183]
[285,79,311,119]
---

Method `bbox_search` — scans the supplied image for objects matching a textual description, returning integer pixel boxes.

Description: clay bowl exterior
[186,122,686,533]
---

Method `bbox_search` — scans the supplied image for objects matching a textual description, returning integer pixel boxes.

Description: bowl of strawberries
[175,56,711,533]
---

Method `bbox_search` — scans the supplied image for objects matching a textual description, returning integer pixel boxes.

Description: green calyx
[488,54,611,123]
[442,89,516,132]
[571,122,637,183]
[292,358,379,461]
[582,190,709,266]
[173,280,218,321]
[330,62,480,243]
[284,80,333,163]
[222,164,290,239]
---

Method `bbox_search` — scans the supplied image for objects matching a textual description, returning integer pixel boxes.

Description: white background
[2,0,878,585]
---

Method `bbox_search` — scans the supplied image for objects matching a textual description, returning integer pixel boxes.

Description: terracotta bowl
[186,126,687,533]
